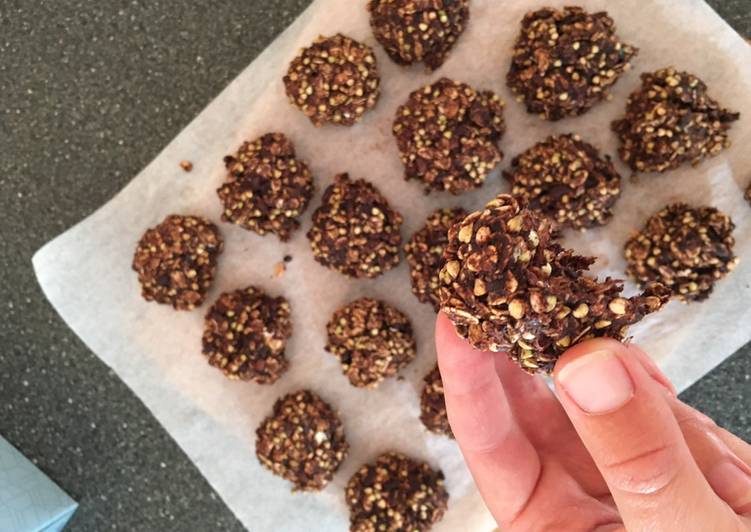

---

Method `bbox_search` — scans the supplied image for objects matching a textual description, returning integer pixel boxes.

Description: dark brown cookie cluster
[439,194,670,374]
[202,286,292,384]
[405,207,467,311]
[420,365,452,438]
[625,204,738,302]
[307,173,403,278]
[256,390,348,491]
[132,214,224,311]
[346,452,448,531]
[218,133,314,241]
[368,0,470,70]
[507,6,637,121]
[325,298,416,388]
[612,68,740,173]
[393,78,506,194]
[503,134,622,230]
[283,34,380,127]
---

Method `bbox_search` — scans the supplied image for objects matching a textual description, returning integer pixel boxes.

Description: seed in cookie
[256,390,348,491]
[393,78,506,194]
[503,134,622,230]
[346,452,448,531]
[368,0,470,70]
[612,67,740,173]
[624,204,738,302]
[217,133,314,241]
[507,6,637,121]
[439,194,670,374]
[307,173,403,278]
[420,364,452,438]
[132,214,223,311]
[325,298,416,388]
[202,286,292,384]
[283,33,380,127]
[405,207,467,310]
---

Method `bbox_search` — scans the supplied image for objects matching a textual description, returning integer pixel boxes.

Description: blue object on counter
[0,436,78,532]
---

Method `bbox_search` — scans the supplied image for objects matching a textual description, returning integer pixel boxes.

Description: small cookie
[132,214,223,311]
[283,34,380,127]
[507,6,637,120]
[393,78,506,194]
[256,390,348,491]
[439,194,670,374]
[405,207,467,310]
[503,134,621,230]
[368,0,470,70]
[420,365,452,438]
[346,452,448,532]
[612,68,740,173]
[325,298,416,388]
[625,204,738,302]
[218,133,314,241]
[307,173,403,278]
[202,286,292,384]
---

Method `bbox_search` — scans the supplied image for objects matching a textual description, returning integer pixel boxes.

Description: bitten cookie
[624,204,738,302]
[346,452,448,531]
[420,364,452,438]
[132,214,223,311]
[256,390,348,491]
[325,298,416,388]
[202,286,292,384]
[439,194,670,374]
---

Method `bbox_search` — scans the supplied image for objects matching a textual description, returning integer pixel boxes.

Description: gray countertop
[1,2,749,530]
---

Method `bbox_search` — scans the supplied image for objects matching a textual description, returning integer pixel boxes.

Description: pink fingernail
[558,350,634,414]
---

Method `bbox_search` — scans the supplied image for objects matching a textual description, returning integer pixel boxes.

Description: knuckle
[602,443,680,494]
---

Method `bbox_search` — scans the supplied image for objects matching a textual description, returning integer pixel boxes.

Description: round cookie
[439,194,670,374]
[393,78,506,194]
[612,67,740,173]
[503,134,621,230]
[218,132,314,241]
[346,452,448,532]
[325,298,416,388]
[404,207,467,310]
[420,365,452,438]
[202,286,292,384]
[507,6,637,121]
[307,173,403,278]
[624,204,738,302]
[368,0,470,70]
[132,214,223,311]
[256,390,348,491]
[283,33,380,127]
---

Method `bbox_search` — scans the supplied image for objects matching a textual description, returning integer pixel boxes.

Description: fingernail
[705,461,751,511]
[558,350,634,414]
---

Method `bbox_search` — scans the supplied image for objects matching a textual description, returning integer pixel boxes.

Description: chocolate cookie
[420,365,452,438]
[503,134,621,230]
[368,0,470,70]
[346,452,448,531]
[405,207,467,310]
[325,298,416,388]
[256,390,348,491]
[202,286,292,384]
[439,194,670,374]
[283,34,380,127]
[132,214,223,311]
[612,67,740,173]
[625,204,738,302]
[307,173,403,278]
[218,133,314,241]
[393,78,506,194]
[507,6,637,120]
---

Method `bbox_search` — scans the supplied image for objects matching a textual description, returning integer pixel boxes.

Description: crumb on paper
[179,160,193,172]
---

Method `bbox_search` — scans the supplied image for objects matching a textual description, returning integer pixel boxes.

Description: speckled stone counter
[1,2,748,530]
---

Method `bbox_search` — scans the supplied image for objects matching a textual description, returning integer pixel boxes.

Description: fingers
[554,339,741,530]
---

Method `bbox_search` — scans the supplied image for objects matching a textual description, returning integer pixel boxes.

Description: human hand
[435,313,751,531]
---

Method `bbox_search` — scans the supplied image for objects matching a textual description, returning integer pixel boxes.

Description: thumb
[553,339,739,531]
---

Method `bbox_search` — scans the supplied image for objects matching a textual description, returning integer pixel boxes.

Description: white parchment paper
[33,1,751,530]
